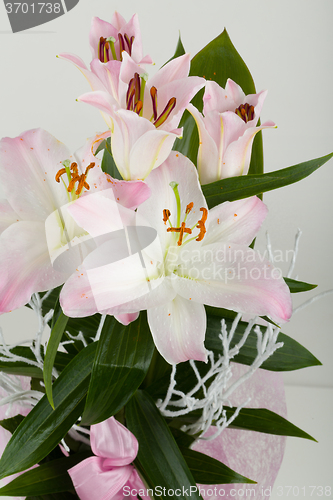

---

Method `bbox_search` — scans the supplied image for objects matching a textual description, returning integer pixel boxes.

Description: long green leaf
[126,390,202,500]
[226,407,316,441]
[81,313,155,425]
[44,312,69,409]
[0,342,96,480]
[202,152,333,208]
[0,453,91,496]
[180,447,255,485]
[284,277,317,293]
[174,29,263,177]
[205,312,321,371]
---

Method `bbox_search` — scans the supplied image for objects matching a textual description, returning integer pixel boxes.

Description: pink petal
[110,11,127,30]
[0,128,71,221]
[69,456,133,500]
[174,242,292,323]
[57,53,107,92]
[149,53,191,90]
[0,221,67,313]
[78,90,117,128]
[225,78,246,106]
[0,200,20,234]
[148,295,207,364]
[89,17,119,60]
[115,312,139,325]
[90,59,121,101]
[151,76,205,132]
[128,128,181,180]
[187,104,220,184]
[194,364,287,500]
[91,417,138,465]
[203,80,237,115]
[204,197,268,247]
[222,121,276,178]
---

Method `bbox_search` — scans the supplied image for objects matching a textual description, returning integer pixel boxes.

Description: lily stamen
[55,168,67,183]
[235,103,255,123]
[167,222,192,246]
[55,162,95,196]
[196,207,208,241]
[163,209,171,225]
[154,97,176,128]
[150,87,158,121]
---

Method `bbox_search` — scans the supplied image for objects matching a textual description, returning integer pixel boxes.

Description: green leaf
[0,414,25,435]
[205,312,322,371]
[126,390,202,500]
[0,342,97,480]
[174,28,263,177]
[0,453,91,496]
[284,277,317,293]
[169,427,196,448]
[180,447,255,484]
[81,313,155,425]
[226,407,316,441]
[44,312,69,409]
[202,152,333,209]
[26,493,78,500]
[163,33,186,66]
[101,140,122,180]
[0,347,73,379]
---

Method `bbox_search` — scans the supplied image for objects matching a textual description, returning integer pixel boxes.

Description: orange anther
[163,209,171,224]
[55,168,67,183]
[186,202,194,214]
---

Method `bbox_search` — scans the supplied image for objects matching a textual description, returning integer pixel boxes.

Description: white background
[0,0,332,498]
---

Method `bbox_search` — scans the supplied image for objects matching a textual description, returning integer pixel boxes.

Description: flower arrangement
[0,10,331,500]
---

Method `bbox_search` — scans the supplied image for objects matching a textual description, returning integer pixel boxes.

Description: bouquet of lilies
[0,12,331,500]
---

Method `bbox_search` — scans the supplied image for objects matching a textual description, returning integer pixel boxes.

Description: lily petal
[148,294,207,364]
[91,417,138,465]
[0,129,71,221]
[222,121,276,178]
[69,457,133,500]
[187,103,220,185]
[203,197,268,247]
[175,242,292,323]
[149,53,191,89]
[0,200,21,233]
[57,53,108,92]
[0,222,66,313]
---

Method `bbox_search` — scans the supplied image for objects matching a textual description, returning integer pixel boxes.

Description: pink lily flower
[0,128,150,314]
[89,13,153,65]
[77,53,205,180]
[60,152,292,364]
[188,79,276,184]
[69,416,147,500]
[58,12,153,103]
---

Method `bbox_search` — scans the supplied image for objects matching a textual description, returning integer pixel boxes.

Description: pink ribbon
[69,417,145,500]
